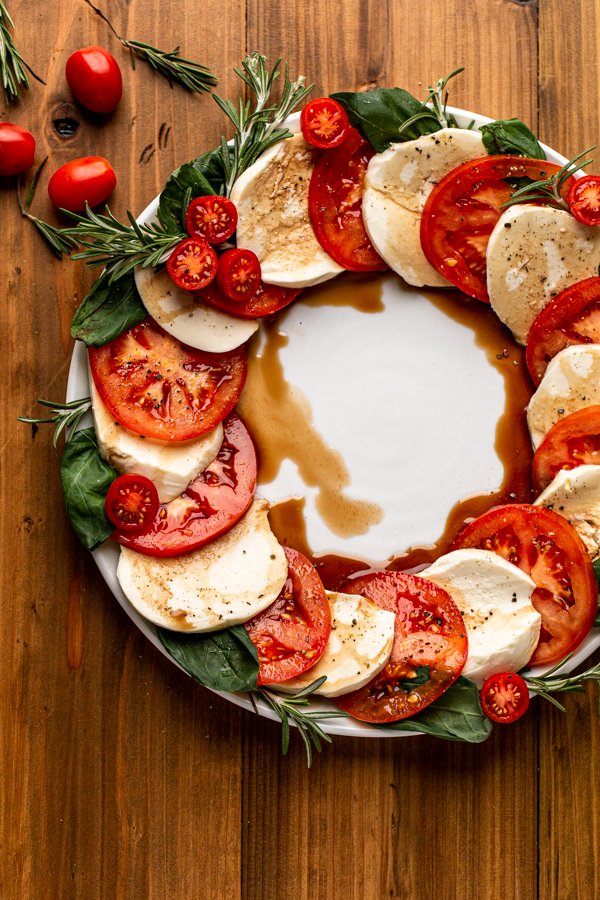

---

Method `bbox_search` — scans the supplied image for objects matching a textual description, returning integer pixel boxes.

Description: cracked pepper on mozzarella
[230,132,344,288]
[487,205,600,344]
[422,549,540,687]
[270,591,395,698]
[363,127,484,287]
[116,499,287,632]
[527,344,600,449]
[535,465,600,558]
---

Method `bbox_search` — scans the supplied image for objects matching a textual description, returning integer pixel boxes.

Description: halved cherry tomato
[185,195,238,244]
[480,672,530,723]
[308,127,388,272]
[334,571,467,723]
[105,473,159,534]
[245,547,331,685]
[65,45,123,114]
[116,414,256,558]
[452,504,597,666]
[420,156,574,303]
[166,237,218,291]
[89,317,247,442]
[532,406,600,492]
[568,175,600,226]
[300,97,349,150]
[0,123,35,176]
[48,156,116,212]
[216,248,261,301]
[526,277,600,385]
[197,279,300,319]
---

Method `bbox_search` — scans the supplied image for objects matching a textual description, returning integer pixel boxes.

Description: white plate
[67,107,600,738]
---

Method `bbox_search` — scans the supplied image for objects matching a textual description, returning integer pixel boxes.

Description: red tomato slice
[532,405,600,492]
[105,473,159,534]
[334,571,467,723]
[245,546,331,685]
[185,195,238,244]
[480,672,530,723]
[89,317,247,442]
[115,413,256,557]
[568,175,600,226]
[166,237,218,291]
[216,248,262,301]
[300,97,349,150]
[452,504,597,666]
[196,279,301,319]
[420,156,574,303]
[526,276,600,385]
[308,127,388,272]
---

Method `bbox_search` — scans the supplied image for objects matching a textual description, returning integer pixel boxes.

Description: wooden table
[3,0,600,896]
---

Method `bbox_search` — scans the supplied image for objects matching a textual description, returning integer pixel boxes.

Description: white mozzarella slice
[422,549,540,687]
[363,127,484,287]
[90,378,223,503]
[487,205,600,344]
[117,499,287,632]
[134,266,257,352]
[270,591,395,698]
[527,344,600,449]
[230,132,344,288]
[534,465,600,558]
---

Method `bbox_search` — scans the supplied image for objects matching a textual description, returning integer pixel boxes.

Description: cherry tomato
[166,237,218,291]
[532,406,600,492]
[197,279,300,319]
[245,547,331,685]
[65,45,123,114]
[526,277,600,386]
[116,414,256,558]
[216,248,261,302]
[568,175,600,226]
[420,156,575,303]
[480,672,530,723]
[48,156,116,212]
[0,123,35,176]
[453,504,597,666]
[300,97,349,149]
[89,317,247,442]
[105,474,159,534]
[308,126,387,272]
[334,571,467,723]
[185,195,238,245]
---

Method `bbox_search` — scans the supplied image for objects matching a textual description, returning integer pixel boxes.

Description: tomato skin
[532,406,600,492]
[166,237,218,291]
[245,546,331,685]
[300,97,349,149]
[0,123,35,176]
[453,504,597,667]
[48,156,116,212]
[105,474,159,534]
[65,45,123,113]
[197,279,301,319]
[480,673,530,724]
[185,195,238,244]
[568,175,600,226]
[216,248,262,301]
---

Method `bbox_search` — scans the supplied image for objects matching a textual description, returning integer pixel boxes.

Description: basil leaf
[191,147,230,194]
[60,428,117,551]
[331,88,442,152]
[385,676,493,743]
[158,624,259,692]
[71,271,146,347]
[480,118,546,160]
[158,161,217,234]
[398,665,430,692]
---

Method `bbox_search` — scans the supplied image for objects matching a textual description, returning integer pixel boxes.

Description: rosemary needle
[0,0,45,105]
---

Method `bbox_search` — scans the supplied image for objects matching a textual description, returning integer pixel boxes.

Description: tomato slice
[568,175,600,226]
[115,413,256,557]
[105,473,159,534]
[166,238,218,291]
[196,279,301,319]
[185,195,238,244]
[216,248,261,301]
[480,672,530,723]
[334,571,467,723]
[245,547,331,685]
[89,317,247,442]
[452,504,597,666]
[532,406,600,492]
[420,156,574,303]
[308,127,388,272]
[300,97,349,150]
[526,276,600,385]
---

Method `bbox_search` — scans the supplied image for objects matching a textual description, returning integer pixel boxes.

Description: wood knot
[51,102,81,140]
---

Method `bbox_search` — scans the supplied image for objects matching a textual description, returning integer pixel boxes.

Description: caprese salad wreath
[21,55,600,765]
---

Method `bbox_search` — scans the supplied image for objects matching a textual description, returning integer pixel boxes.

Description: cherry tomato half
[65,45,123,114]
[0,123,35,176]
[480,672,530,723]
[532,406,600,492]
[300,97,350,150]
[166,237,218,291]
[197,279,301,319]
[568,175,600,226]
[216,248,261,301]
[185,195,238,245]
[48,156,116,212]
[105,473,159,534]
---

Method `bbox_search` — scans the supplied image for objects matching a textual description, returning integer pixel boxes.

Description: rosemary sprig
[396,67,463,138]
[18,159,79,258]
[502,148,596,211]
[524,654,600,714]
[0,0,45,105]
[82,0,217,94]
[18,397,92,447]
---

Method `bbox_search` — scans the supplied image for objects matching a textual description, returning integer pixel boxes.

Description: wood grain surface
[1,1,599,898]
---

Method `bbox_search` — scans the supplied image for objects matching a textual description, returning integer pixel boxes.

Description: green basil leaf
[480,118,546,160]
[331,88,442,152]
[158,624,259,692]
[158,161,217,234]
[70,271,147,347]
[385,676,493,743]
[398,665,430,692]
[60,428,117,551]
[191,147,230,195]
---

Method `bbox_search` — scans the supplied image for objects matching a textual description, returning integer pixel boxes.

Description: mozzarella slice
[230,132,344,288]
[270,591,395,698]
[487,205,600,344]
[363,127,485,287]
[422,549,540,687]
[134,266,257,352]
[534,464,600,558]
[527,344,600,449]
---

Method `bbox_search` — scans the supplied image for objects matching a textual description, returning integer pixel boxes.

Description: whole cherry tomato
[65,45,123,114]
[0,123,35,176]
[48,156,116,212]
